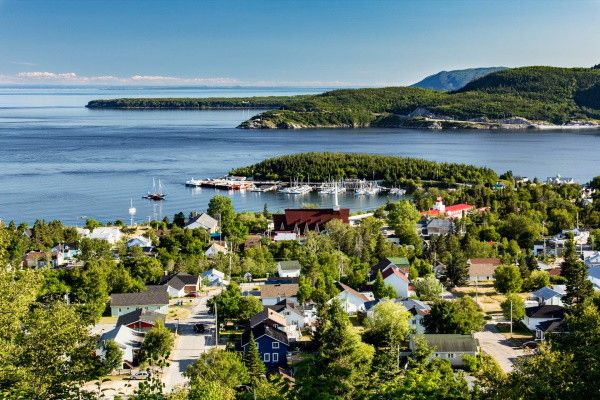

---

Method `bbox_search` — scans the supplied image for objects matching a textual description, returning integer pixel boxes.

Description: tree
[363,299,411,347]
[414,274,444,300]
[185,349,248,400]
[141,321,174,363]
[562,236,594,306]
[494,264,523,294]
[296,300,374,399]
[523,270,550,291]
[445,252,468,287]
[424,297,484,334]
[244,332,266,385]
[371,270,397,299]
[501,293,525,322]
[98,340,123,376]
[207,195,235,237]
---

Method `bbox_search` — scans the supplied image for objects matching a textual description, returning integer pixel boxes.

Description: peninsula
[86,66,600,130]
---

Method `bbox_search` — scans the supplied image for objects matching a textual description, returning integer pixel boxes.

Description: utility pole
[510,298,513,337]
[214,301,218,347]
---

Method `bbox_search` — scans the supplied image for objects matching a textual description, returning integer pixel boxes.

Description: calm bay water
[1,86,599,225]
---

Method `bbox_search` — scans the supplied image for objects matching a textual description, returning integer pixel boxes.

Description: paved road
[162,291,220,392]
[474,323,527,373]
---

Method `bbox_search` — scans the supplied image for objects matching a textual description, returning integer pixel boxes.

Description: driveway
[162,290,220,392]
[474,323,527,373]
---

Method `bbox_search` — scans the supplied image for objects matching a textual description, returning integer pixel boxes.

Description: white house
[204,242,228,258]
[585,252,600,268]
[588,267,600,290]
[184,213,219,233]
[98,325,145,369]
[468,258,501,282]
[268,302,307,329]
[260,283,299,306]
[110,290,169,317]
[126,236,153,249]
[201,268,228,287]
[277,260,302,278]
[332,281,370,314]
[273,232,298,242]
[88,227,123,244]
[165,273,200,298]
[522,305,565,331]
[531,286,564,307]
[381,267,410,298]
[399,299,431,334]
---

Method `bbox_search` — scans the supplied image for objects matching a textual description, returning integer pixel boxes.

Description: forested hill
[229,152,499,186]
[238,66,600,129]
[85,96,307,109]
[411,67,507,91]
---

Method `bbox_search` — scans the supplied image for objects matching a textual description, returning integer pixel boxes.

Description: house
[585,252,600,268]
[126,236,153,251]
[409,334,480,367]
[88,227,123,244]
[332,281,370,314]
[116,309,166,332]
[421,197,474,220]
[426,218,453,237]
[468,258,502,282]
[381,267,410,298]
[535,319,568,341]
[277,260,302,278]
[588,267,600,290]
[371,257,410,279]
[240,322,289,369]
[51,244,79,267]
[249,307,299,341]
[110,290,169,317]
[204,242,228,258]
[201,268,228,287]
[23,251,50,268]
[273,232,298,242]
[272,208,350,235]
[522,305,565,331]
[260,283,299,306]
[399,299,431,334]
[184,213,219,233]
[164,273,200,298]
[98,325,145,368]
[531,286,564,307]
[267,302,308,330]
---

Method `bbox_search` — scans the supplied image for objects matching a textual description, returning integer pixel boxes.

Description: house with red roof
[272,208,350,236]
[421,197,474,219]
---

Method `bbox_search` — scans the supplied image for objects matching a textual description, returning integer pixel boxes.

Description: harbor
[185,176,406,196]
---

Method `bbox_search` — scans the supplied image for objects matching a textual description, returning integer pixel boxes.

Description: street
[162,290,220,392]
[474,323,527,373]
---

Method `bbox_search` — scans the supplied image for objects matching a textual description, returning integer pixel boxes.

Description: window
[272,342,280,349]
[449,353,455,359]
[264,353,270,362]
[272,353,279,362]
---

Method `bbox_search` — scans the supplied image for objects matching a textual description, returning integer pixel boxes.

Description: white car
[130,370,151,380]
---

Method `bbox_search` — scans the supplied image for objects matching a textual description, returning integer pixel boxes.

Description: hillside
[85,96,307,109]
[229,152,498,185]
[239,66,600,129]
[411,67,507,91]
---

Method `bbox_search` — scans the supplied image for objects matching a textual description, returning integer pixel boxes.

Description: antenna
[128,198,136,226]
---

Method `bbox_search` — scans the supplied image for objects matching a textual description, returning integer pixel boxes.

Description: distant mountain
[411,67,507,91]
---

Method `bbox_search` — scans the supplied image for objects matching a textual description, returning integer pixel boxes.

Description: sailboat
[143,178,166,201]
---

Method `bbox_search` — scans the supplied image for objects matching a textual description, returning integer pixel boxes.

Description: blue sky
[0,0,599,86]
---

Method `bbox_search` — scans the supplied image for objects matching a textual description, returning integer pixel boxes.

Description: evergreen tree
[562,237,593,306]
[446,252,468,287]
[372,270,397,299]
[244,332,266,384]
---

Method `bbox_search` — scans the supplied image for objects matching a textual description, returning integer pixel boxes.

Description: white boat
[355,183,380,196]
[389,188,406,196]
[185,178,203,187]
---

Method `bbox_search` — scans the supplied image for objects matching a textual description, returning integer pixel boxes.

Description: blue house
[240,322,289,368]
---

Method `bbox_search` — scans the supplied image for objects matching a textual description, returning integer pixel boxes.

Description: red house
[421,197,474,219]
[272,208,350,235]
[115,309,166,332]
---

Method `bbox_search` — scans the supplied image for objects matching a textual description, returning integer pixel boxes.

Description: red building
[421,197,474,219]
[273,208,350,235]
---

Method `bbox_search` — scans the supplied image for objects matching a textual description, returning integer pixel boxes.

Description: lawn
[451,283,529,314]
[496,322,534,341]
[166,306,191,321]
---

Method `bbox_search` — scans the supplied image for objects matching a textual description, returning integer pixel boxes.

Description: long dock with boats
[185,176,406,196]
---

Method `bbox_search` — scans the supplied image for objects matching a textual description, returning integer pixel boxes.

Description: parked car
[522,341,539,349]
[187,291,201,298]
[131,370,151,380]
[194,323,205,333]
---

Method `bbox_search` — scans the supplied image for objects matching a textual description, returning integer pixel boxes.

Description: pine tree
[562,237,593,306]
[244,332,265,384]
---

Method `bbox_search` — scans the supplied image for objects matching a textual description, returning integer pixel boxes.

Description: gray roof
[185,213,218,230]
[414,334,479,353]
[101,325,144,349]
[525,305,565,319]
[166,273,198,290]
[110,290,169,307]
[532,286,562,300]
[427,219,452,229]
[116,308,166,327]
[398,298,431,315]
[278,260,301,270]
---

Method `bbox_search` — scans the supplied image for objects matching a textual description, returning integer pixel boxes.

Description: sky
[0,0,599,87]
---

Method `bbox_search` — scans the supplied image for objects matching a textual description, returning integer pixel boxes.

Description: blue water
[1,86,599,225]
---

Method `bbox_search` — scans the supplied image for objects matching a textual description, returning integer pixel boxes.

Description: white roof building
[185,213,219,233]
[87,227,123,244]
